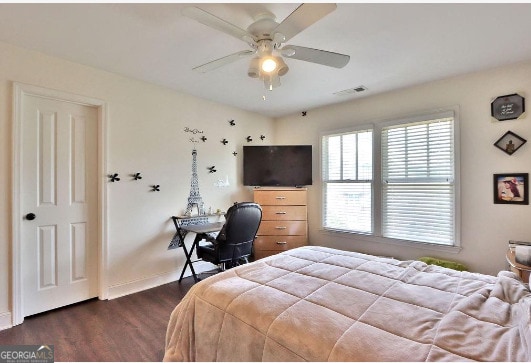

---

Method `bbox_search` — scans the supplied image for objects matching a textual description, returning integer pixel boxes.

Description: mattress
[164,246,531,361]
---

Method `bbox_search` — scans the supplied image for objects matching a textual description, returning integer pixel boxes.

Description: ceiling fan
[182,3,350,91]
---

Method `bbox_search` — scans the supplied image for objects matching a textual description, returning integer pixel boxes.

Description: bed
[164,246,531,361]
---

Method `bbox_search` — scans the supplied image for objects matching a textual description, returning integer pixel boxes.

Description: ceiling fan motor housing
[246,14,279,42]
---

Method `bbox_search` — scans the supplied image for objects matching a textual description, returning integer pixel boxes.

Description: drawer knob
[275,196,286,200]
[275,226,287,230]
[275,211,287,215]
[276,241,287,245]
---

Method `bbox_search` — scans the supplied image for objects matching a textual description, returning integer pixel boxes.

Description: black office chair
[196,202,262,271]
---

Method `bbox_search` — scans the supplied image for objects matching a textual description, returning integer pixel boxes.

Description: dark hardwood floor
[0,277,195,362]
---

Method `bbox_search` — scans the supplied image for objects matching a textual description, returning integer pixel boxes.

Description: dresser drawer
[257,220,307,236]
[254,189,307,206]
[261,205,307,221]
[254,235,308,251]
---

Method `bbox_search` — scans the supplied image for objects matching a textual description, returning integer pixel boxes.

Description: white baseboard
[107,262,215,300]
[0,311,13,331]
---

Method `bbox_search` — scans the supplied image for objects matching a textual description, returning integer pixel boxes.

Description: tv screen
[243,145,313,187]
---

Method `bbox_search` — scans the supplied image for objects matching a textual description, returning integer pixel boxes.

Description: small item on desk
[515,246,531,266]
[509,240,531,247]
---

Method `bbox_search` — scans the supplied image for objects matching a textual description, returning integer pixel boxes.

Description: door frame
[11,82,109,325]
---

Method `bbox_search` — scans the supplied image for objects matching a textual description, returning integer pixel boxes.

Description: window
[321,110,458,247]
[322,128,373,233]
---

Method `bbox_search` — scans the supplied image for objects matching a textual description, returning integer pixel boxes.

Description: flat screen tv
[243,145,312,187]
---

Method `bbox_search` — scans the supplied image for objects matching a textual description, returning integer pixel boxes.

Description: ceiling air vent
[333,85,367,96]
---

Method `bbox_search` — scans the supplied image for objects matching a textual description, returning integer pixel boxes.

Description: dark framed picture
[491,93,525,121]
[494,131,527,155]
[493,173,529,204]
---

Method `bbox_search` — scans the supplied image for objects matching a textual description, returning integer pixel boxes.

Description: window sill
[319,228,462,254]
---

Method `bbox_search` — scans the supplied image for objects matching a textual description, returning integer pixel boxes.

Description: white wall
[275,61,531,276]
[0,41,274,328]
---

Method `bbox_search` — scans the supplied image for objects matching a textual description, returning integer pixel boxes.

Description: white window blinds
[322,129,373,233]
[381,114,455,245]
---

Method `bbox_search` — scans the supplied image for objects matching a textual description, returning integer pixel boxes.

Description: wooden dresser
[253,188,308,259]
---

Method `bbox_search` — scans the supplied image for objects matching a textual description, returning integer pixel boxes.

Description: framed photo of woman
[493,173,529,204]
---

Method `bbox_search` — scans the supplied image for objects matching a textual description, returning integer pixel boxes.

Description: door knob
[25,213,36,221]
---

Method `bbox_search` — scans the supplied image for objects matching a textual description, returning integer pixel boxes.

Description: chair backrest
[216,202,262,262]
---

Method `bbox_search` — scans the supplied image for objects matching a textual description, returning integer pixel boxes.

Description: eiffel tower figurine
[185,149,205,216]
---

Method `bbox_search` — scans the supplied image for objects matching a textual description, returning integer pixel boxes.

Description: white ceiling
[2,2,531,118]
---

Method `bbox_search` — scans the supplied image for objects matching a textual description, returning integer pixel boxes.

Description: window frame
[320,107,461,252]
[321,125,375,234]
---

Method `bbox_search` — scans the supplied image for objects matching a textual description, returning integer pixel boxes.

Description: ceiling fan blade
[193,50,255,73]
[273,3,337,42]
[182,6,254,44]
[281,45,350,68]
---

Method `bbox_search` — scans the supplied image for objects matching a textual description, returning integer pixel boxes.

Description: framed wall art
[493,173,529,205]
[491,93,525,121]
[494,131,527,155]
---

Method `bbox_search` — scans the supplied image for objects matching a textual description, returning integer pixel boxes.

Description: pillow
[419,256,468,271]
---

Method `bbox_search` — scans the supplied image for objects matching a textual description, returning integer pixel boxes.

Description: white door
[21,95,98,317]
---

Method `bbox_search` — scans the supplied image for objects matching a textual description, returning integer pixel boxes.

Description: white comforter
[164,246,531,361]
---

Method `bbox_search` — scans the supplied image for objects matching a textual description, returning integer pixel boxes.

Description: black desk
[171,216,223,282]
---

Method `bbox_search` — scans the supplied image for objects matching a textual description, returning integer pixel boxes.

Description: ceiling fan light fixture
[263,73,280,91]
[248,57,260,78]
[275,56,289,76]
[261,57,277,73]
[272,74,281,88]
